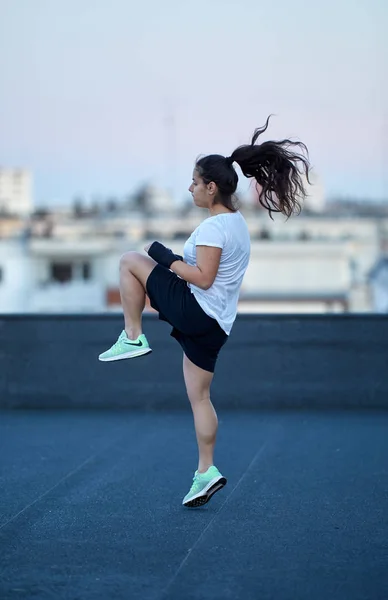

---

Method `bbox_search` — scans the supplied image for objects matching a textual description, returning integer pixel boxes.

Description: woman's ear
[207,181,217,196]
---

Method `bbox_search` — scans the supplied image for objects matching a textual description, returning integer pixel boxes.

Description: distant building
[127,184,175,215]
[369,258,388,313]
[0,168,32,216]
[303,172,325,214]
[0,187,385,314]
[248,171,325,214]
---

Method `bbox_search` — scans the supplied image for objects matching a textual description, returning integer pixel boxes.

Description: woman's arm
[170,245,221,290]
[145,242,221,290]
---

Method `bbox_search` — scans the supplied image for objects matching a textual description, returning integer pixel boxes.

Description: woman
[99,117,311,508]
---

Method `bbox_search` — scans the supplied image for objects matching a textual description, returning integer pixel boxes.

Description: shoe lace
[111,332,126,350]
[189,474,202,494]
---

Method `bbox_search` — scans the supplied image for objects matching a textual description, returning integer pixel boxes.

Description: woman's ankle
[124,327,142,340]
[197,463,213,474]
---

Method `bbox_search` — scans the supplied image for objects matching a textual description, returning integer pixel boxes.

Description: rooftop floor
[1,409,387,599]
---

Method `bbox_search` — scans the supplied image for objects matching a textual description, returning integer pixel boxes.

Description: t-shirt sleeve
[195,219,225,249]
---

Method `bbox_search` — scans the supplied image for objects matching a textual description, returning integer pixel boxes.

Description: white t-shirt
[183,211,251,335]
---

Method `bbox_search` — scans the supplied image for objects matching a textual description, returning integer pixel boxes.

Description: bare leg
[183,353,218,473]
[119,252,157,340]
[119,261,145,340]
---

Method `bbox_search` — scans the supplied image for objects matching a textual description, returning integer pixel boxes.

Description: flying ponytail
[196,116,311,219]
[229,116,311,218]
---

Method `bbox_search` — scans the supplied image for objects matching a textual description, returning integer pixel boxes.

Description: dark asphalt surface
[1,409,387,600]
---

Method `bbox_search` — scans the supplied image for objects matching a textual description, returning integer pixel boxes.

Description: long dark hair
[195,116,311,219]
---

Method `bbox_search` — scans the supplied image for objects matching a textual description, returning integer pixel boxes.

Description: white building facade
[0,210,381,314]
[0,168,32,216]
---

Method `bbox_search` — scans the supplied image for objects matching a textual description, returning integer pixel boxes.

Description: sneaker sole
[98,348,152,362]
[183,476,227,508]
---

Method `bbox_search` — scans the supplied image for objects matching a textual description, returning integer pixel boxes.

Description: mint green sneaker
[98,331,152,362]
[182,466,227,508]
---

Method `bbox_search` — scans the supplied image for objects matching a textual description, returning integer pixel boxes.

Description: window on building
[173,231,191,240]
[50,263,72,283]
[82,262,91,280]
[259,229,271,240]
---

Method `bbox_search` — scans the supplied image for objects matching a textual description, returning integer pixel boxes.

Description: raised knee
[120,250,140,269]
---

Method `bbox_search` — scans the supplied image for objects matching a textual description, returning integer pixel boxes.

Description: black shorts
[146,264,228,373]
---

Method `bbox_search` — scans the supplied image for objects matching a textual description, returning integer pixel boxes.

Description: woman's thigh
[120,251,157,289]
[182,353,214,402]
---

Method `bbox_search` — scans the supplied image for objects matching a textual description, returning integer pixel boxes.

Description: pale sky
[0,0,387,206]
